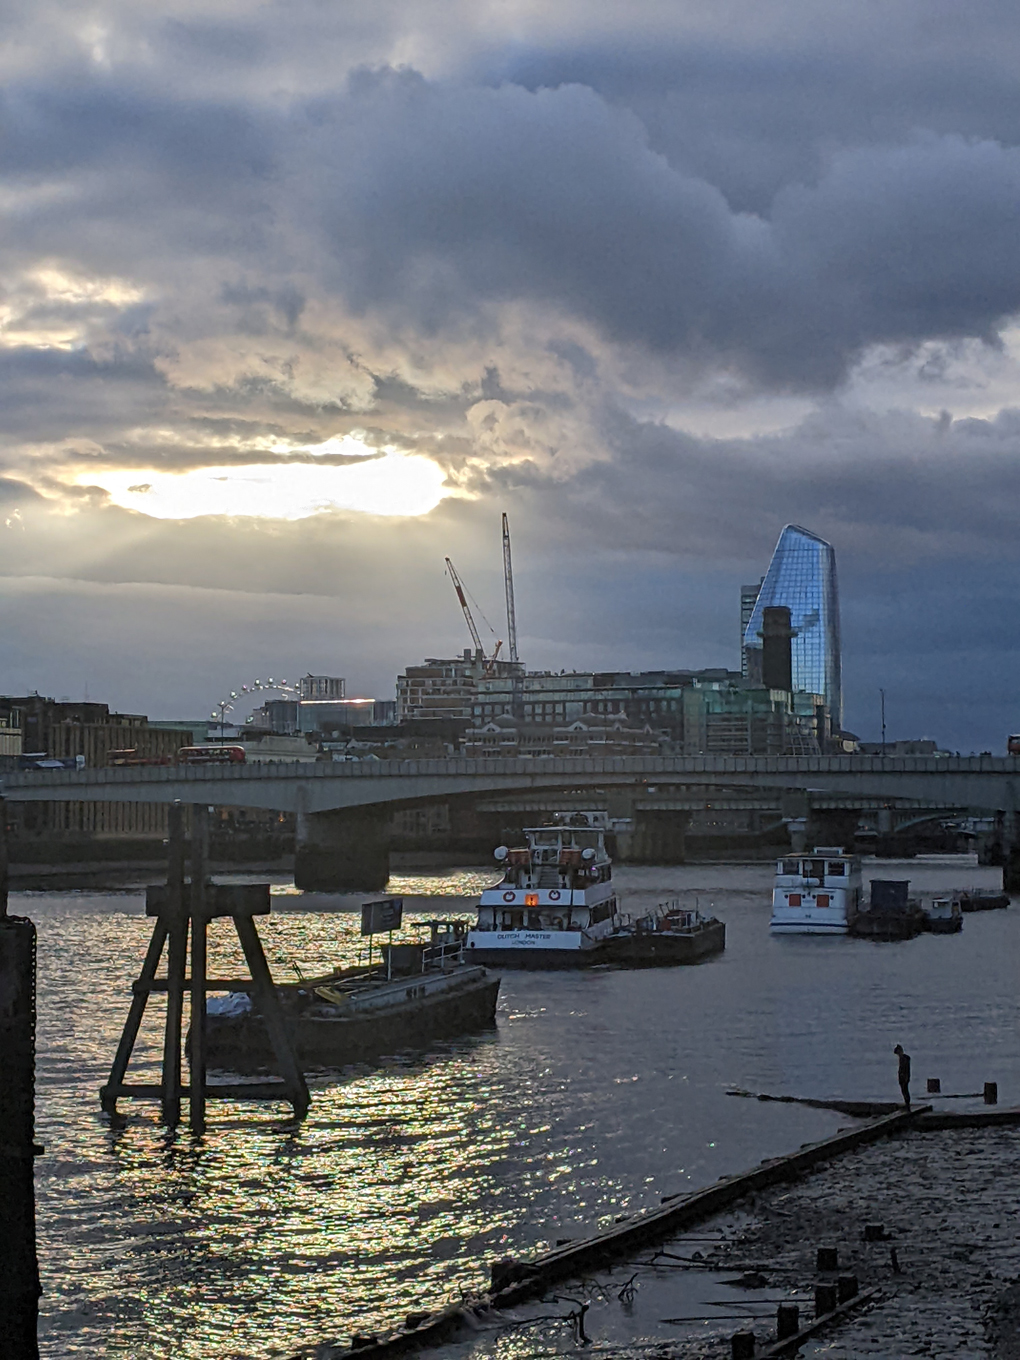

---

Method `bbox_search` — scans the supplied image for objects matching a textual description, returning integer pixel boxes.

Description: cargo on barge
[206,921,499,1070]
[606,901,725,965]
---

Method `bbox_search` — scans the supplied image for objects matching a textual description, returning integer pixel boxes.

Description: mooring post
[161,803,188,1127]
[189,805,210,1136]
[777,1302,800,1338]
[0,796,41,1358]
[730,1331,755,1360]
[815,1282,838,1315]
[836,1274,858,1303]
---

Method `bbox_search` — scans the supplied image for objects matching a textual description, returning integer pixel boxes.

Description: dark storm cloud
[6,48,1020,388]
[304,70,1020,387]
[2,1,1020,748]
[493,30,1020,214]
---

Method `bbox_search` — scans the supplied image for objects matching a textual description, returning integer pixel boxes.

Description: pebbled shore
[673,1125,1020,1358]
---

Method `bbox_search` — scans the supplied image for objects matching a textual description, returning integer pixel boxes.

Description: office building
[298,675,345,700]
[2,696,190,840]
[472,668,739,734]
[740,579,764,678]
[742,525,842,726]
[396,651,524,723]
[682,685,827,756]
[462,712,665,759]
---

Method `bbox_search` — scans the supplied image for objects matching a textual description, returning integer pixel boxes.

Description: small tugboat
[466,814,725,967]
[466,814,621,967]
[206,920,500,1070]
[770,848,862,935]
[606,900,725,965]
[920,897,963,934]
[954,888,1010,912]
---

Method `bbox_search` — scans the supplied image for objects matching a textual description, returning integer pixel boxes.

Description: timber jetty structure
[3,754,1020,891]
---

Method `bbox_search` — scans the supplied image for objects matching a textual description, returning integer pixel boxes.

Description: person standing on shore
[894,1044,911,1108]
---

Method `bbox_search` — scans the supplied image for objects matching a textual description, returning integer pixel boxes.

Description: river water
[27,855,1016,1358]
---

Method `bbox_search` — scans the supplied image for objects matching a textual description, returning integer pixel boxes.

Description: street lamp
[211,698,233,740]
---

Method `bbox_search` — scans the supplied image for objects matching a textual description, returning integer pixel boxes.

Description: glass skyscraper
[742,525,842,727]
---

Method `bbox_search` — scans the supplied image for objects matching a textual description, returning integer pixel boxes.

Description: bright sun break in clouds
[78,447,450,520]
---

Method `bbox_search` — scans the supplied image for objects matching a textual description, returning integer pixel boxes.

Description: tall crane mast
[502,513,519,664]
[445,557,484,657]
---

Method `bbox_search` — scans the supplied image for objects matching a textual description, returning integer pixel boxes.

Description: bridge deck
[0,754,1017,814]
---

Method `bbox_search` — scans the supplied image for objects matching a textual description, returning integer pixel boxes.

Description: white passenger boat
[770,847,862,935]
[466,813,620,967]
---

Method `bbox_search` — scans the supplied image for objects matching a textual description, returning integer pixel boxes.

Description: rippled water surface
[29,856,1017,1358]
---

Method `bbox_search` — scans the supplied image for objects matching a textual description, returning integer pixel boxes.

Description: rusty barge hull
[207,970,500,1070]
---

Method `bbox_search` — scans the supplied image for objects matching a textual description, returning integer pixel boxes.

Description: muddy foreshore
[604,1124,1020,1359]
[374,1123,1020,1360]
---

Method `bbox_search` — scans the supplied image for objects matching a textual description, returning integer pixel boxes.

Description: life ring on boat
[549,890,561,901]
[503,891,515,902]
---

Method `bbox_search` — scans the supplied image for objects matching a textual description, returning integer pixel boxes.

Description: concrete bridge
[4,754,1019,890]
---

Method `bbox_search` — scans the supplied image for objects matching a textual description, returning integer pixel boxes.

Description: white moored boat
[466,813,620,967]
[770,847,862,935]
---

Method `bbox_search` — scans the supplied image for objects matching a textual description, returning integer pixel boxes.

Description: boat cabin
[770,846,863,934]
[472,814,618,939]
[774,846,861,905]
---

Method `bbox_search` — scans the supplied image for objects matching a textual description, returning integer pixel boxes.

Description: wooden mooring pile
[101,802,309,1132]
[0,798,40,1359]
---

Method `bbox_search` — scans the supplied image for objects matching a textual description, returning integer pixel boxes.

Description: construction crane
[446,554,495,655]
[482,639,503,679]
[502,513,519,664]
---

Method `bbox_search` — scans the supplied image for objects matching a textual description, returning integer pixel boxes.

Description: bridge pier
[608,790,689,864]
[294,806,390,892]
[1003,811,1020,895]
[628,810,690,864]
[807,809,860,853]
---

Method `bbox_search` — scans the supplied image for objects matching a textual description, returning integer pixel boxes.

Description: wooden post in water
[161,803,188,1127]
[101,803,308,1127]
[189,804,209,1136]
[0,797,41,1358]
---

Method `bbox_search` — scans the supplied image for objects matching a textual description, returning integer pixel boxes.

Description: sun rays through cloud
[75,448,450,520]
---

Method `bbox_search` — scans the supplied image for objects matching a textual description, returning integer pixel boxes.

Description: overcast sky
[2,0,1019,749]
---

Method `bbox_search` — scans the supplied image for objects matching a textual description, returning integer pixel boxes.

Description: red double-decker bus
[1008,734,1020,757]
[107,749,172,766]
[176,745,246,765]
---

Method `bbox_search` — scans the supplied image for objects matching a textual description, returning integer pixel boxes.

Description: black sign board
[361,898,403,936]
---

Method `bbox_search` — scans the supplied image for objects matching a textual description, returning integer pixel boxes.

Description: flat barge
[207,923,499,1070]
[605,901,725,966]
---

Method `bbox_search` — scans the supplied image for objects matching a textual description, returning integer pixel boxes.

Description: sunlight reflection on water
[31,858,1019,1358]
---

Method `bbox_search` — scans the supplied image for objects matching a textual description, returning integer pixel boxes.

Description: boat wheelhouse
[770,847,862,935]
[466,813,619,967]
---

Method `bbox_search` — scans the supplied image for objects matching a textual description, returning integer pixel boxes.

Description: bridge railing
[1,752,1018,791]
